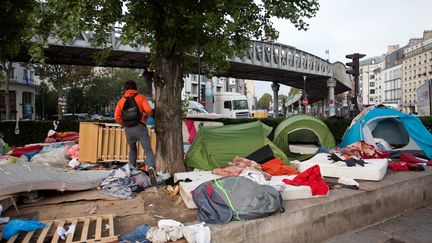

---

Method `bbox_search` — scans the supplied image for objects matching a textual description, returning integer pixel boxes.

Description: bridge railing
[231,41,331,77]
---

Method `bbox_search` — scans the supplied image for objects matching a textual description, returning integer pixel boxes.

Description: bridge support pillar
[327,78,336,117]
[271,82,280,118]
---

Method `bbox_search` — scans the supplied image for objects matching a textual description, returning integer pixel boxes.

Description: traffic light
[345,53,366,77]
[200,85,206,105]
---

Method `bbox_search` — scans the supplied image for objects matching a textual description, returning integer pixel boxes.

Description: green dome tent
[185,121,289,171]
[273,114,336,161]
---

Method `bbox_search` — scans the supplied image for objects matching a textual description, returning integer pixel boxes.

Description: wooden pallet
[79,122,156,163]
[6,214,118,243]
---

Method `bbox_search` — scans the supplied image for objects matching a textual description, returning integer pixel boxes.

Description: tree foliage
[35,64,93,118]
[288,87,301,97]
[0,0,38,62]
[258,93,272,110]
[34,0,319,173]
[279,94,288,101]
[35,81,58,120]
[84,68,146,115]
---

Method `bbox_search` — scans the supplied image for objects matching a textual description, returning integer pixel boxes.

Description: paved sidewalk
[326,205,432,243]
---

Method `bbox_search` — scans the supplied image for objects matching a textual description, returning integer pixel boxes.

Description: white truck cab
[213,92,249,118]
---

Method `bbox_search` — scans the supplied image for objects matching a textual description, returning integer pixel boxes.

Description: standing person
[114,80,157,186]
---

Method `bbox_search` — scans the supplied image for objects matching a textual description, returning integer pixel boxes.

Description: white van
[213,92,249,118]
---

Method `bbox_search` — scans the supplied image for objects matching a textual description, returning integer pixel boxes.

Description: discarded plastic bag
[2,220,47,240]
[30,148,69,168]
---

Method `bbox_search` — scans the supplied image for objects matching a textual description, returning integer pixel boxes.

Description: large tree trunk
[154,54,185,174]
[5,61,11,120]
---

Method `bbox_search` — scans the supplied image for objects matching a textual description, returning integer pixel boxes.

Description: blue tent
[340,107,432,159]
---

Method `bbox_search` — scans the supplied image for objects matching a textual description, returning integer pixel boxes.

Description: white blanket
[291,153,388,181]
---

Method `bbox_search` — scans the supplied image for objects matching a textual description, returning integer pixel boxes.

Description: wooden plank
[102,127,109,160]
[125,130,130,161]
[78,122,99,163]
[65,219,78,243]
[7,234,18,243]
[97,124,103,161]
[108,127,115,160]
[114,127,121,161]
[80,218,91,242]
[22,231,35,243]
[150,129,157,153]
[108,214,114,236]
[95,216,102,240]
[138,140,144,161]
[86,236,119,243]
[37,221,53,243]
[51,220,65,243]
[121,128,128,161]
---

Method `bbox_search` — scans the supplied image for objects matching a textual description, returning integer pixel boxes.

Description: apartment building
[401,30,432,113]
[359,56,385,106]
[0,63,40,120]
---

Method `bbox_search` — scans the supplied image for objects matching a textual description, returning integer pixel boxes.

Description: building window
[22,92,33,119]
[10,67,16,79]
[0,91,17,120]
[23,69,29,83]
[30,71,35,83]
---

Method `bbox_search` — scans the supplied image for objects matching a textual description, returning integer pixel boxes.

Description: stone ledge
[209,168,432,243]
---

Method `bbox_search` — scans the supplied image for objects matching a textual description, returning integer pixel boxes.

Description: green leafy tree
[288,87,301,98]
[35,65,93,119]
[35,81,58,120]
[0,0,39,120]
[258,93,272,110]
[67,86,86,115]
[279,94,288,101]
[85,68,147,115]
[37,0,319,173]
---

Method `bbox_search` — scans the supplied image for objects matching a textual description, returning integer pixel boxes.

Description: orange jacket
[114,90,152,125]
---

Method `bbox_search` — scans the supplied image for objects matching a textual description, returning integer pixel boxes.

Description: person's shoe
[148,167,157,186]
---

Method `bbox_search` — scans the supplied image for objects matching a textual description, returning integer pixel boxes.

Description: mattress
[288,144,319,154]
[0,163,111,197]
[269,175,328,200]
[174,171,327,209]
[174,171,222,209]
[291,153,388,181]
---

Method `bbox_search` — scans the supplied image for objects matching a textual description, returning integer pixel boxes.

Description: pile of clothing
[45,130,79,143]
[388,153,432,171]
[121,219,210,243]
[100,164,157,199]
[337,141,389,159]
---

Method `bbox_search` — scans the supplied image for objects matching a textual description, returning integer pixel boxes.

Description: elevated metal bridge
[13,29,352,102]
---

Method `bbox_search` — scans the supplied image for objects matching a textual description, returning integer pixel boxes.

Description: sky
[253,0,432,99]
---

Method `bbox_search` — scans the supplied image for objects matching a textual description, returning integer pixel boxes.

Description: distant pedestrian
[114,80,157,186]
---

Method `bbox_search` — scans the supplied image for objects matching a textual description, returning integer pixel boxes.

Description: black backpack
[121,94,142,127]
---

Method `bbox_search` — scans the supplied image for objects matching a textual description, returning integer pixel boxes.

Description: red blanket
[282,165,329,196]
[10,145,43,157]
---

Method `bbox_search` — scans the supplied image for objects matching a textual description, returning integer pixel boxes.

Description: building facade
[182,74,225,101]
[401,30,432,113]
[0,62,40,120]
[244,80,257,111]
[382,64,402,108]
[359,56,385,106]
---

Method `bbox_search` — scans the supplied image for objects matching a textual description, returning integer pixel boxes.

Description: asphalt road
[325,205,432,243]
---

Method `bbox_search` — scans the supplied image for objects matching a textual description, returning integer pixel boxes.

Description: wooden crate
[6,214,118,243]
[79,122,156,163]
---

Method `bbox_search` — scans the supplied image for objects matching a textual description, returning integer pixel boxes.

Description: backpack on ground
[193,176,283,224]
[122,94,142,127]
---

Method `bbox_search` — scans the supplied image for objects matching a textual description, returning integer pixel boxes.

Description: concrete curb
[209,168,432,243]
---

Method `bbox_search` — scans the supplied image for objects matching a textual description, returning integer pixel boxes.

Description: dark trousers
[124,123,156,169]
